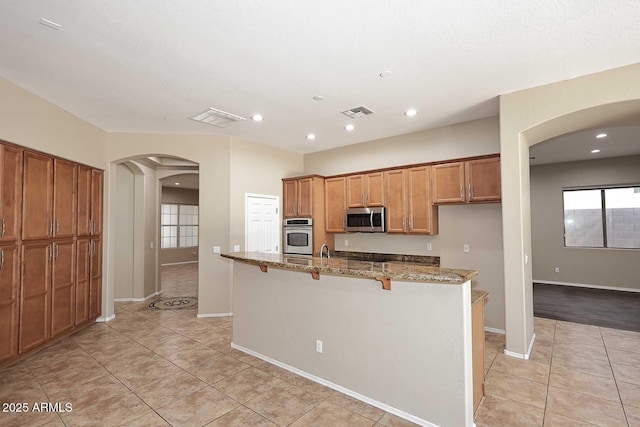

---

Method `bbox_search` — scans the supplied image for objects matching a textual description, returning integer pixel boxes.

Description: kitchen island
[222,252,481,427]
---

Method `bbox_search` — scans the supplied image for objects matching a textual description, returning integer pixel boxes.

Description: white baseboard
[114,291,162,303]
[534,280,640,293]
[197,312,233,318]
[504,333,536,360]
[484,327,506,334]
[231,343,438,427]
[160,261,198,266]
[96,314,116,322]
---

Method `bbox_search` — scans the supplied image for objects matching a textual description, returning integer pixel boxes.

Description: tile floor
[1,264,639,426]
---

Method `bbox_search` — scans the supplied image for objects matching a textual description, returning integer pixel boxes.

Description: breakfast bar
[222,252,482,427]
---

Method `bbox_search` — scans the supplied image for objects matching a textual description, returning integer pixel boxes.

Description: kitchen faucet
[320,243,330,259]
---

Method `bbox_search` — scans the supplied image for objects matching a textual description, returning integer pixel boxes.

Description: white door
[245,194,280,253]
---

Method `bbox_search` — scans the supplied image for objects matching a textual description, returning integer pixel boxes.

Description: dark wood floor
[533,283,640,332]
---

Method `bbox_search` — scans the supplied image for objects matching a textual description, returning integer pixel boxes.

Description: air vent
[189,108,246,128]
[341,106,375,119]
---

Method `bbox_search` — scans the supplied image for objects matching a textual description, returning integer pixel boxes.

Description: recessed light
[379,71,393,78]
[251,114,263,121]
[344,124,355,131]
[312,95,324,101]
[306,134,316,140]
[174,182,181,186]
[596,133,607,139]
[591,149,601,153]
[404,109,418,117]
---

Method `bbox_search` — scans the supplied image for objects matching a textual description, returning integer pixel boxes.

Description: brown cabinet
[75,239,90,326]
[89,237,102,320]
[51,240,75,338]
[53,160,77,238]
[384,167,438,235]
[0,145,22,243]
[19,242,51,353]
[283,176,317,218]
[22,151,54,240]
[77,166,102,236]
[325,177,347,233]
[432,156,501,204]
[472,294,487,413]
[346,172,384,208]
[0,244,19,362]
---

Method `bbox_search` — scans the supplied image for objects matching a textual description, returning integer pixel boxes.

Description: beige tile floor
[1,264,639,426]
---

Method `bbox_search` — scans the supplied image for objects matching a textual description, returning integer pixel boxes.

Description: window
[161,204,198,248]
[563,185,640,249]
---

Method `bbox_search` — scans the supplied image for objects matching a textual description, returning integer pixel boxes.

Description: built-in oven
[283,218,313,255]
[345,207,386,233]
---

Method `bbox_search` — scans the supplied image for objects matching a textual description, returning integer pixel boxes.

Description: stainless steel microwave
[345,207,385,233]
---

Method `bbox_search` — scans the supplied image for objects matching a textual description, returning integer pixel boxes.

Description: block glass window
[563,185,640,249]
[161,203,199,248]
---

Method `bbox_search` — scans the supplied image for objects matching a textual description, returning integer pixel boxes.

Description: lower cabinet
[76,238,101,326]
[0,244,19,363]
[89,237,102,320]
[51,240,75,338]
[472,295,486,413]
[19,242,51,353]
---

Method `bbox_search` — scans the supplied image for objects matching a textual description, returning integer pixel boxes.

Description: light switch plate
[233,245,240,252]
[213,246,221,254]
[426,243,432,251]
[463,244,470,253]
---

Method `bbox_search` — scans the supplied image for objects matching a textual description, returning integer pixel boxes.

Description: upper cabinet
[385,167,438,235]
[432,156,501,204]
[53,159,77,238]
[22,151,54,240]
[325,177,347,233]
[283,176,318,218]
[0,144,22,242]
[77,166,103,236]
[346,172,384,208]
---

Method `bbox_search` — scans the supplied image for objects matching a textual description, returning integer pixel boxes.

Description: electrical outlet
[213,246,221,254]
[344,239,349,247]
[150,241,154,249]
[426,243,432,251]
[233,245,240,252]
[463,244,470,253]
[315,339,323,353]
[555,267,560,273]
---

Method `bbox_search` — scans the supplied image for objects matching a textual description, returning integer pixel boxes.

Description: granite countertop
[472,290,488,306]
[221,252,478,285]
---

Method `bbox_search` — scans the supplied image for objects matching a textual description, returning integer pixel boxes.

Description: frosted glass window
[563,189,603,248]
[160,203,198,248]
[605,187,640,249]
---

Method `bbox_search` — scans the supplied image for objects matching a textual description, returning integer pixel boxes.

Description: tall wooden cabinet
[0,140,103,367]
[282,175,329,254]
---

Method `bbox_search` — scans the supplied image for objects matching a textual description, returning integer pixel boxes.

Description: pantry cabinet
[385,167,438,235]
[432,156,501,204]
[0,145,22,243]
[75,239,90,326]
[51,240,75,338]
[324,177,347,233]
[77,166,103,236]
[89,237,102,320]
[0,244,19,362]
[19,241,51,353]
[53,160,77,238]
[22,151,54,240]
[346,172,384,208]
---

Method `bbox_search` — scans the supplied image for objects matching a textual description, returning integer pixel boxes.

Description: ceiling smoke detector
[189,108,246,128]
[341,106,375,119]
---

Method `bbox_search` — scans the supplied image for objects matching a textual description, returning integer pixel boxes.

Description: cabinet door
[77,166,91,236]
[20,242,51,353]
[51,241,75,338]
[472,299,486,412]
[325,177,346,233]
[346,175,365,208]
[75,239,90,326]
[365,172,385,207]
[431,162,465,204]
[89,238,102,320]
[0,244,19,362]
[407,166,437,234]
[22,151,53,240]
[91,169,103,235]
[0,144,22,242]
[283,179,298,218]
[384,170,406,233]
[466,157,501,202]
[53,159,77,238]
[297,178,313,217]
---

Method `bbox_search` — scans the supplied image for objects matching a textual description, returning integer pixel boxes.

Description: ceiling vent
[189,107,246,128]
[341,106,375,119]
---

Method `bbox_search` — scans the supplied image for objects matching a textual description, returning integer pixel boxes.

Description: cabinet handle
[409,217,413,230]
[469,184,473,200]
[88,220,92,235]
[93,219,96,233]
[1,217,5,238]
[0,249,4,270]
[49,245,53,263]
[48,219,53,237]
[460,185,464,200]
[402,217,406,231]
[55,218,59,235]
[55,243,59,260]
[88,241,91,255]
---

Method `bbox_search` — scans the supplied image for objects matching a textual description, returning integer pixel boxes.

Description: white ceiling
[2,1,640,154]
[160,173,199,190]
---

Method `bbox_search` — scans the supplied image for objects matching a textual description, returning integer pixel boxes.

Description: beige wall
[106,133,231,315]
[304,116,506,330]
[232,262,473,427]
[160,187,200,265]
[229,138,304,252]
[531,155,640,289]
[500,62,640,356]
[114,164,135,299]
